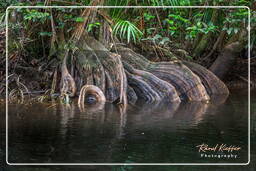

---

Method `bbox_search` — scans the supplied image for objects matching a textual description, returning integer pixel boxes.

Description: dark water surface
[0,90,252,165]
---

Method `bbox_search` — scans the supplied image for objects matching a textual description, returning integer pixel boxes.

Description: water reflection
[6,93,248,163]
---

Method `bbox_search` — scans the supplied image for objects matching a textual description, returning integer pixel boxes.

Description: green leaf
[74,17,84,22]
[127,25,131,43]
[144,13,155,21]
[186,55,193,59]
[169,26,177,30]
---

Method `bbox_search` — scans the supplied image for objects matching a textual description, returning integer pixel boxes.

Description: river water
[0,89,254,167]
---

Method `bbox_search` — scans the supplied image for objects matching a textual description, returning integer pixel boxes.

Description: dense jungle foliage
[0,1,256,171]
[0,0,255,104]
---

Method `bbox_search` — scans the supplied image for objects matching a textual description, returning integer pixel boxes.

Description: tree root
[124,62,180,102]
[60,35,229,108]
[60,51,76,97]
[116,46,210,101]
[183,61,229,95]
[209,42,243,80]
[78,85,106,112]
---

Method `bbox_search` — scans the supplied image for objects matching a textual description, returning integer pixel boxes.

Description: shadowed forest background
[0,0,256,170]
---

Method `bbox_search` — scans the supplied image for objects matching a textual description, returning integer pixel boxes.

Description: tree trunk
[193,9,219,57]
[209,42,243,80]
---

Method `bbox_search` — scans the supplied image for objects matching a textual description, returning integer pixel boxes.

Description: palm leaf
[113,20,143,43]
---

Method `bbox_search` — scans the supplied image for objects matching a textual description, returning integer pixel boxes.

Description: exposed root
[183,61,229,95]
[78,84,106,110]
[8,75,30,103]
[126,71,162,103]
[59,35,229,109]
[209,42,243,80]
[124,62,180,102]
[9,88,24,103]
[127,86,138,105]
[116,46,210,101]
[51,69,58,95]
[60,51,76,97]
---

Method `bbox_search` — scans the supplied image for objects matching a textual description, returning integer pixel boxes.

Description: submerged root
[78,85,106,104]
[78,85,106,113]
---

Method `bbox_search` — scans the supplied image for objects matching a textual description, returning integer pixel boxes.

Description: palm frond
[113,20,143,43]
